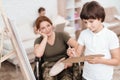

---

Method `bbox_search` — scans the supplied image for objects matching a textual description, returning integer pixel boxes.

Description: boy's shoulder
[81,29,90,34]
[105,28,116,35]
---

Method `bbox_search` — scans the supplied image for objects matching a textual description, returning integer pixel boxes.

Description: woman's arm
[34,33,48,58]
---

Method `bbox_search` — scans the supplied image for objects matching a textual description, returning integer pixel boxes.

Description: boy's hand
[86,57,103,64]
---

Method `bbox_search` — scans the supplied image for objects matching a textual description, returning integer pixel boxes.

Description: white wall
[1,0,120,28]
[81,0,120,13]
[0,0,57,27]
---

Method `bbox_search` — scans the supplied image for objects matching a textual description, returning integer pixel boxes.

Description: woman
[34,16,80,80]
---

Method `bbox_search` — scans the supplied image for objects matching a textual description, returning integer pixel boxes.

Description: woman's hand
[67,47,76,57]
[64,63,73,69]
[37,30,48,39]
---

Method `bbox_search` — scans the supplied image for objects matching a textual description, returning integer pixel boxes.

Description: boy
[68,1,120,80]
[38,7,46,16]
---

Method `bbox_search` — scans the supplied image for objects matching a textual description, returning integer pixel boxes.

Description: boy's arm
[86,48,120,66]
[106,48,120,66]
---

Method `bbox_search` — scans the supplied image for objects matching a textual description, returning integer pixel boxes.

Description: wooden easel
[0,0,36,80]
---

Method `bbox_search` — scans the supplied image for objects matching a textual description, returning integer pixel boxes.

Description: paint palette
[49,62,65,76]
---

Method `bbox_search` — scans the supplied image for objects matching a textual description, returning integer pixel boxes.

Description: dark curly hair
[38,7,45,13]
[80,1,105,22]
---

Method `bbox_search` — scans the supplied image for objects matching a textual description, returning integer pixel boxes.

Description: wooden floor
[0,61,23,80]
[0,61,35,80]
[0,61,120,80]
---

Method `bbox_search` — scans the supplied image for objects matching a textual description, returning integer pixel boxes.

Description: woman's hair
[80,1,105,22]
[38,7,45,13]
[35,16,53,30]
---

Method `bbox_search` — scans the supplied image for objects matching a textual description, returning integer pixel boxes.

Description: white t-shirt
[78,28,119,80]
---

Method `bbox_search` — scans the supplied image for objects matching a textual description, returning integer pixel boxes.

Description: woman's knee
[60,74,72,80]
[82,77,87,80]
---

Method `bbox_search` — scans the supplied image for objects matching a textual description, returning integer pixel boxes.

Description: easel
[0,0,36,80]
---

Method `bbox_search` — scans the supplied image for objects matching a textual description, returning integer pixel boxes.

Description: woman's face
[39,21,53,36]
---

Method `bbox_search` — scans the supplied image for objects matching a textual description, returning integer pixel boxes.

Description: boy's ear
[98,18,102,22]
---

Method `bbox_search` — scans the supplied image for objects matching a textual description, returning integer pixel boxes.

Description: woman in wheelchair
[34,16,81,80]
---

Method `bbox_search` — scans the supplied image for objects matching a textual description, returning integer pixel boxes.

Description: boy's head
[38,7,46,16]
[80,1,105,22]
